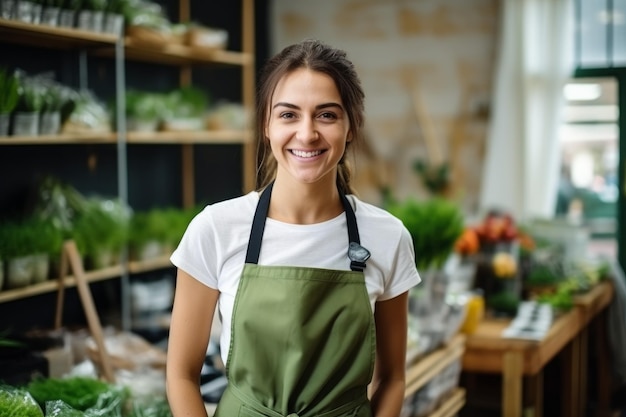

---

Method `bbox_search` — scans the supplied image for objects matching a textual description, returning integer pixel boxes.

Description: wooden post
[503,351,523,417]
[54,240,116,383]
[54,248,69,330]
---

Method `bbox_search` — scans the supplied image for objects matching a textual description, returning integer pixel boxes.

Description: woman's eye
[319,112,337,120]
[280,112,296,119]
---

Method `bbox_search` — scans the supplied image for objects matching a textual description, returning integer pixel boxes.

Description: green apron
[214,182,375,417]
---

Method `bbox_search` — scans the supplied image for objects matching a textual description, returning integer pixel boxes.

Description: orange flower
[517,231,536,252]
[455,228,480,255]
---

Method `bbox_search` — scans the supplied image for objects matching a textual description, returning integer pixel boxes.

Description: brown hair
[255,39,365,195]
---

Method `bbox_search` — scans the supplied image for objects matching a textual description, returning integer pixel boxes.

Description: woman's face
[266,68,350,188]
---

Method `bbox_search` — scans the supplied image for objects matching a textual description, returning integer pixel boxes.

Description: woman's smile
[290,149,326,158]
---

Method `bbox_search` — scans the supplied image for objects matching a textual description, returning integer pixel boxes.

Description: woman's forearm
[370,377,405,417]
[167,377,209,417]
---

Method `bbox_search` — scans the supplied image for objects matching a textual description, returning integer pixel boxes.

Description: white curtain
[479,0,574,220]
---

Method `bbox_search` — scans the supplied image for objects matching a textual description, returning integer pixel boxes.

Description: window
[558,78,619,258]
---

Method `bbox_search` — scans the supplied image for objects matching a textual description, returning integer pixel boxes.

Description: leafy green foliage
[526,263,562,287]
[0,386,44,417]
[413,159,450,196]
[15,75,46,113]
[127,398,172,417]
[0,217,63,259]
[0,68,19,114]
[129,206,200,251]
[487,291,520,316]
[72,199,130,259]
[124,91,167,121]
[27,377,111,411]
[387,197,464,270]
[165,87,209,119]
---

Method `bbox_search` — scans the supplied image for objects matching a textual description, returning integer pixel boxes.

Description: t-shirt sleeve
[170,206,219,289]
[380,225,421,301]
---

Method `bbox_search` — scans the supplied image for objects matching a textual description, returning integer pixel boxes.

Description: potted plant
[14,0,36,23]
[41,0,64,26]
[72,198,129,270]
[29,0,43,24]
[1,0,16,19]
[162,86,210,131]
[58,0,80,28]
[77,0,105,32]
[103,0,126,36]
[128,208,171,261]
[13,74,45,136]
[387,196,465,348]
[0,68,19,137]
[40,80,73,135]
[124,90,165,132]
[128,206,199,261]
[387,196,465,272]
[0,217,63,289]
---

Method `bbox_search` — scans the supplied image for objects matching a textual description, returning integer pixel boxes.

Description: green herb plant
[387,196,464,271]
[27,376,111,411]
[0,68,19,114]
[0,386,44,417]
[125,90,166,122]
[0,217,63,259]
[72,198,130,268]
[15,76,46,113]
[165,86,209,119]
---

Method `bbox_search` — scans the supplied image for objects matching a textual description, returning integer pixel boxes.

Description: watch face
[349,242,371,263]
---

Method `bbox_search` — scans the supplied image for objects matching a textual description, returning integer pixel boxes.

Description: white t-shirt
[170,191,421,364]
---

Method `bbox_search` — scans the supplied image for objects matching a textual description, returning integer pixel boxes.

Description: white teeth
[292,150,322,158]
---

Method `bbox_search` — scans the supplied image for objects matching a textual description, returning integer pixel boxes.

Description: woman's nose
[295,118,318,142]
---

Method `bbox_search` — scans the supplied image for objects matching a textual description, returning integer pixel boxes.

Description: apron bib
[214,183,375,417]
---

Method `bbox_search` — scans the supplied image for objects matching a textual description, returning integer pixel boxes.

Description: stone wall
[270,0,500,212]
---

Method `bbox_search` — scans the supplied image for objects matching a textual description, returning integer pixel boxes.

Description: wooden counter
[462,280,614,417]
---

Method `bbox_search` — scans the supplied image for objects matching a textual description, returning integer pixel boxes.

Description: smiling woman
[166,39,421,417]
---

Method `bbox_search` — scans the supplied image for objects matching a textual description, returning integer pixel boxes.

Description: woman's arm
[166,269,219,417]
[369,291,409,417]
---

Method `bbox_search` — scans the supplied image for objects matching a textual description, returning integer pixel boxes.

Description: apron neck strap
[245,181,273,265]
[245,181,367,271]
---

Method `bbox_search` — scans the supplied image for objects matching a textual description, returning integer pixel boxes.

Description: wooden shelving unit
[0,1,256,311]
[404,334,466,417]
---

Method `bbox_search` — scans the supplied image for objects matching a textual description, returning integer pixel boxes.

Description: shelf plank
[0,20,250,67]
[0,132,116,145]
[128,255,173,274]
[0,256,173,303]
[0,130,251,145]
[122,38,253,66]
[429,388,466,417]
[0,264,123,303]
[90,37,252,67]
[126,129,251,144]
[405,334,466,398]
[0,18,118,49]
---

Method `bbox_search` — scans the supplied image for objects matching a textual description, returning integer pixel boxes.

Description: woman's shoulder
[349,195,405,226]
[200,191,259,220]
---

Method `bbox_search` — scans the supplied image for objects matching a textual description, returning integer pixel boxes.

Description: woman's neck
[267,177,344,225]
